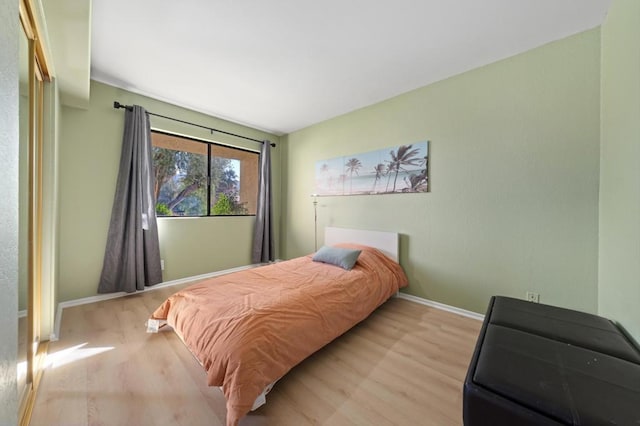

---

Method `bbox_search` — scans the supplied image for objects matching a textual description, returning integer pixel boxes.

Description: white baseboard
[396,292,485,321]
[52,264,260,341]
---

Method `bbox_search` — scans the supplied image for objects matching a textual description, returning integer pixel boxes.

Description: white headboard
[324,227,399,262]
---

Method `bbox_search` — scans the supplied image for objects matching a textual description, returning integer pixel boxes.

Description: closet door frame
[18,1,51,424]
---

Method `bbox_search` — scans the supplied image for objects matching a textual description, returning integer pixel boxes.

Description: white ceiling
[90,0,611,136]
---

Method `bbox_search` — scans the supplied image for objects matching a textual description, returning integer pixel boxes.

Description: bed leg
[146,319,167,333]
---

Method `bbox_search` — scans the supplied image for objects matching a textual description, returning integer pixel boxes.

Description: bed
[148,227,408,426]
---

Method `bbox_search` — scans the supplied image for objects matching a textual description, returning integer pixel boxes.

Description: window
[151,131,259,217]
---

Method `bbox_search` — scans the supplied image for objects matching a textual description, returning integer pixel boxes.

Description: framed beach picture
[314,141,429,196]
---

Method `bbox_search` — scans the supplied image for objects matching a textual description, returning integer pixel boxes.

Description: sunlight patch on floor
[44,342,114,369]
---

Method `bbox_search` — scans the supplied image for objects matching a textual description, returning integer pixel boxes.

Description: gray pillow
[312,245,362,270]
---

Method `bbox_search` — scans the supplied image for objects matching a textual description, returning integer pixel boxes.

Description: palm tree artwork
[314,141,429,196]
[404,154,428,192]
[345,157,363,194]
[372,163,385,192]
[384,161,396,193]
[388,144,424,192]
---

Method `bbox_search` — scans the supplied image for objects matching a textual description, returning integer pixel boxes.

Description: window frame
[151,129,260,218]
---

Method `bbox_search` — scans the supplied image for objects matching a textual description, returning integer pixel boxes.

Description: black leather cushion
[463,381,564,426]
[474,325,640,425]
[489,296,640,364]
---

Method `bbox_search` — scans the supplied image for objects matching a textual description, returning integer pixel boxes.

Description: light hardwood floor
[31,284,482,426]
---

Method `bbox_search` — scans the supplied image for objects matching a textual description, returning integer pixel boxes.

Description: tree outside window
[151,131,258,217]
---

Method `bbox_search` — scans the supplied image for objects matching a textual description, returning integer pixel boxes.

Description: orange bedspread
[150,244,408,426]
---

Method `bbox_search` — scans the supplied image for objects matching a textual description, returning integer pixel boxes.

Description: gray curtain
[252,141,274,263]
[98,105,163,293]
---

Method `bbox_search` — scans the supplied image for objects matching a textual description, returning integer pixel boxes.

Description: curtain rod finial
[114,101,133,111]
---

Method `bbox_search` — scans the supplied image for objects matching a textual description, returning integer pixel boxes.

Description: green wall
[41,78,61,339]
[18,94,28,312]
[57,80,281,302]
[283,29,602,315]
[599,0,640,342]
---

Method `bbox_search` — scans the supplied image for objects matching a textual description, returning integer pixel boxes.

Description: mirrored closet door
[17,16,29,413]
[18,0,51,423]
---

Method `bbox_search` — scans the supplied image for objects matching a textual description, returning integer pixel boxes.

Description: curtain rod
[113,101,275,147]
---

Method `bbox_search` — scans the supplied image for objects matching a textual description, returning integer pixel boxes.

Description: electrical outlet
[161,259,165,271]
[526,291,539,303]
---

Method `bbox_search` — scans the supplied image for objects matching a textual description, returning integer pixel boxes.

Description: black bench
[463,296,640,425]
